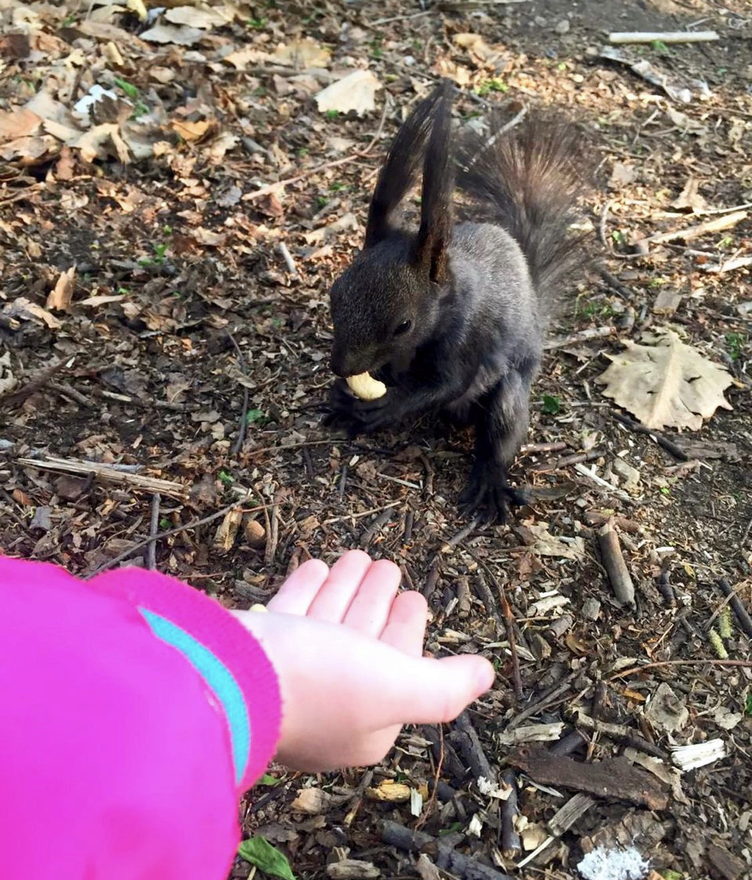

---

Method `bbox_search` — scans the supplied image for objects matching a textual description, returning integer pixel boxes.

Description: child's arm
[0,557,280,880]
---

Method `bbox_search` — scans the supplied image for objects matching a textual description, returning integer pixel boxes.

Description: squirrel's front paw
[459,466,530,524]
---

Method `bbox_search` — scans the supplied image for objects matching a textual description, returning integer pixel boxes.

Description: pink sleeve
[0,556,281,880]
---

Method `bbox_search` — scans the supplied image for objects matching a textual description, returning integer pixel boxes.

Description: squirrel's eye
[394,320,412,337]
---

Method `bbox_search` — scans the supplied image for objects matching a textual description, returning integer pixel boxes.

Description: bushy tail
[456,112,588,295]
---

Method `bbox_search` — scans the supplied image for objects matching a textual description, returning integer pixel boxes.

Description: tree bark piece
[382,821,515,880]
[597,522,635,606]
[506,746,669,809]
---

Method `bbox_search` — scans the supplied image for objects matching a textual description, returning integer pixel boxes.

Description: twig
[637,210,748,251]
[245,99,389,202]
[146,493,160,570]
[361,507,394,550]
[48,381,94,408]
[597,265,634,299]
[609,30,719,44]
[717,579,752,640]
[598,200,613,249]
[499,769,521,859]
[502,675,576,730]
[597,521,635,606]
[467,550,523,700]
[265,493,281,566]
[367,9,431,26]
[227,332,250,456]
[422,555,441,600]
[608,658,752,679]
[0,358,71,405]
[383,821,515,880]
[699,255,752,274]
[322,499,403,526]
[544,326,616,350]
[277,241,299,277]
[569,709,668,760]
[573,462,633,503]
[86,496,263,577]
[520,441,568,455]
[612,411,689,460]
[17,456,186,498]
[440,518,479,553]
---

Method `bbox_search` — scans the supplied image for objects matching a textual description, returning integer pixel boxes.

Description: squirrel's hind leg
[459,369,534,523]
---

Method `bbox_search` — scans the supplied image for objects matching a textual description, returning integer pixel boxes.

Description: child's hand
[234,550,494,771]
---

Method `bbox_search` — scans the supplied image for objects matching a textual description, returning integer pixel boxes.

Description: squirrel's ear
[413,80,455,284]
[364,88,443,249]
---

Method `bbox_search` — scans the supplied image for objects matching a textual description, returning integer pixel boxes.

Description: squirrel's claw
[459,467,529,524]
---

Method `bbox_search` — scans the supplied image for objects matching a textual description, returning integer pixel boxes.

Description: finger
[379,591,427,656]
[266,559,330,615]
[306,550,373,623]
[341,559,402,637]
[383,654,495,727]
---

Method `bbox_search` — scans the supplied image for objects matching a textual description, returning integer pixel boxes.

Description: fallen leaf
[213,508,243,552]
[0,352,17,396]
[164,5,232,28]
[452,33,505,67]
[671,176,708,213]
[70,123,130,164]
[315,70,380,117]
[140,23,204,45]
[597,329,733,430]
[608,161,636,190]
[273,37,330,69]
[366,780,411,802]
[238,837,296,880]
[47,267,76,311]
[170,118,213,142]
[0,107,42,142]
[519,520,585,561]
[290,788,332,814]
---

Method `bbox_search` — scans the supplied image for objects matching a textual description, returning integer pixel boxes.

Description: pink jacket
[0,556,281,879]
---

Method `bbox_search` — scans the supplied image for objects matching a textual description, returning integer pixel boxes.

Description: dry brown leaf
[273,37,330,69]
[523,521,585,560]
[671,176,708,213]
[164,5,233,27]
[170,118,213,142]
[597,329,733,431]
[0,134,58,164]
[47,267,76,311]
[315,70,380,117]
[290,788,332,814]
[140,23,203,45]
[452,33,505,67]
[0,107,42,142]
[213,508,243,552]
[70,123,130,164]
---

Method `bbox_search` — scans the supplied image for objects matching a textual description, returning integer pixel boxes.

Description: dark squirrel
[326,81,588,521]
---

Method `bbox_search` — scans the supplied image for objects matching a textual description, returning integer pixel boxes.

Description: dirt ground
[1,0,751,878]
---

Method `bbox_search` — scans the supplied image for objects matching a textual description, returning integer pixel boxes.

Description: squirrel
[325,81,588,521]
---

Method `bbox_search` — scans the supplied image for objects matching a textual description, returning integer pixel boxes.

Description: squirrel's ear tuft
[413,79,455,284]
[364,86,446,249]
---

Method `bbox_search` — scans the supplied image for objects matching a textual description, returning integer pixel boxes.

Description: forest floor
[1,0,751,878]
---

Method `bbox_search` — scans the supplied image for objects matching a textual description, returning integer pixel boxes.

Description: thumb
[386,654,495,726]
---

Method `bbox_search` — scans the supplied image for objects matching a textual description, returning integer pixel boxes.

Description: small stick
[86,496,264,577]
[520,441,568,455]
[717,579,752,640]
[469,550,523,699]
[597,266,634,299]
[440,518,479,553]
[360,507,394,550]
[422,555,441,600]
[609,30,719,44]
[656,570,676,606]
[637,210,747,250]
[17,456,186,498]
[227,332,250,456]
[277,241,299,277]
[0,358,70,404]
[574,462,633,504]
[700,255,752,274]
[48,381,95,408]
[382,821,515,880]
[612,411,688,461]
[544,326,615,350]
[499,768,521,858]
[502,675,575,731]
[570,709,668,760]
[597,521,635,606]
[146,493,160,570]
[609,658,752,679]
[265,494,281,566]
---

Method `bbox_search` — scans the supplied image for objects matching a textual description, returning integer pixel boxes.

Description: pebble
[554,19,570,35]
